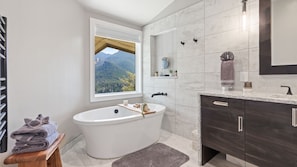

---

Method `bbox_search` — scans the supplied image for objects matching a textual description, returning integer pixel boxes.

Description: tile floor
[62,130,240,167]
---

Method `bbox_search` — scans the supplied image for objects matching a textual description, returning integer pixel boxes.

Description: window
[90,18,142,102]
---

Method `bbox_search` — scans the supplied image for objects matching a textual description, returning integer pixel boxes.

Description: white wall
[0,0,141,165]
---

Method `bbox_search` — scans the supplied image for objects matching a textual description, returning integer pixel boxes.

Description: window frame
[90,18,142,102]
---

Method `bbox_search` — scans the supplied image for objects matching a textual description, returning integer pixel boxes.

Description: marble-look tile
[233,71,245,91]
[205,53,221,73]
[205,7,241,36]
[248,0,259,26]
[153,78,176,89]
[248,47,259,72]
[143,75,155,87]
[176,73,205,91]
[249,24,259,48]
[204,72,221,90]
[233,49,249,72]
[177,20,204,40]
[176,2,204,27]
[177,55,205,74]
[175,89,200,107]
[205,0,241,17]
[205,29,248,54]
[150,13,177,35]
[143,86,155,102]
[204,154,240,167]
[249,72,297,95]
[177,41,205,58]
[161,114,176,133]
[175,105,198,139]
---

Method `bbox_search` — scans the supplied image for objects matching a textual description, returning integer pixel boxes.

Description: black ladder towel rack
[0,14,7,153]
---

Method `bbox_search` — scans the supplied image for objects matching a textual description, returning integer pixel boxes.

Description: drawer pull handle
[293,108,297,127]
[213,101,228,107]
[238,116,243,132]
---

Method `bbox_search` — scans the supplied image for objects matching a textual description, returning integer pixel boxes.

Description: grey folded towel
[12,132,59,154]
[11,121,57,140]
[220,51,234,61]
[24,114,49,128]
[221,60,234,88]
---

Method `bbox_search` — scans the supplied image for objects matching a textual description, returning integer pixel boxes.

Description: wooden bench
[4,133,65,167]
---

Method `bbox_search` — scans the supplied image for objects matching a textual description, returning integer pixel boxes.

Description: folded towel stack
[10,114,59,154]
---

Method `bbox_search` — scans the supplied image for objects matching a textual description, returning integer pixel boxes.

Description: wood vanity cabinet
[245,100,297,167]
[201,95,297,167]
[201,95,245,164]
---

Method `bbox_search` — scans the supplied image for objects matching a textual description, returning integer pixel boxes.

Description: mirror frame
[259,0,297,75]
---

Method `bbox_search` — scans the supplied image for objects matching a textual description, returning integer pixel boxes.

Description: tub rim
[73,103,165,126]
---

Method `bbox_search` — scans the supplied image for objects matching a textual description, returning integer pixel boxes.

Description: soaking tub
[73,103,165,159]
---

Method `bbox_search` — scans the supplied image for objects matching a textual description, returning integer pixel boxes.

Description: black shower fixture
[193,38,198,43]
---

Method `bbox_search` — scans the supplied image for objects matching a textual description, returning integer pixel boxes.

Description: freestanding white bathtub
[73,103,165,159]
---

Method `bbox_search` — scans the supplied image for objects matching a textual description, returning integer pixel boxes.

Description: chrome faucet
[281,85,293,95]
[151,92,167,98]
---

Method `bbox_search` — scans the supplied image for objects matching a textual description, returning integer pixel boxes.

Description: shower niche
[150,29,177,78]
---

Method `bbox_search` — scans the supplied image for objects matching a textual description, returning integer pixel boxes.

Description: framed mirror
[259,0,297,75]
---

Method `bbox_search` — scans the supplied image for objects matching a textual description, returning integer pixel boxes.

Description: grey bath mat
[112,143,189,167]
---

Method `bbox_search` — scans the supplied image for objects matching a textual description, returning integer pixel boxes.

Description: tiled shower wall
[143,0,297,141]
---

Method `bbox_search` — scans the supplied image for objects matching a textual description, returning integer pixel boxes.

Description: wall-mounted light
[242,0,248,31]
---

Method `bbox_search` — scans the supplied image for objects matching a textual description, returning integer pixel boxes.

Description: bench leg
[18,160,47,167]
[47,147,63,167]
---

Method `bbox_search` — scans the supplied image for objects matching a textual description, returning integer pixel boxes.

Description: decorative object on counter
[162,57,169,69]
[240,72,252,92]
[243,82,253,92]
[154,71,158,77]
[174,70,178,77]
[220,51,235,91]
[169,70,173,76]
[10,114,59,154]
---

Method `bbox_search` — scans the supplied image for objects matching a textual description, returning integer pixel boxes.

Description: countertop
[199,90,297,105]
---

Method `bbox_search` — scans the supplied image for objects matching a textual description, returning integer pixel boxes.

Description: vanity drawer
[201,95,244,112]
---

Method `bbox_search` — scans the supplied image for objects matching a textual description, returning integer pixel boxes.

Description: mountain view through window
[95,39,136,94]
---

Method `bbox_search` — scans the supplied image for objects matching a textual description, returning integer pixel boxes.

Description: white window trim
[90,18,142,102]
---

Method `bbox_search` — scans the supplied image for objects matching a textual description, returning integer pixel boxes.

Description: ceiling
[76,0,202,27]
